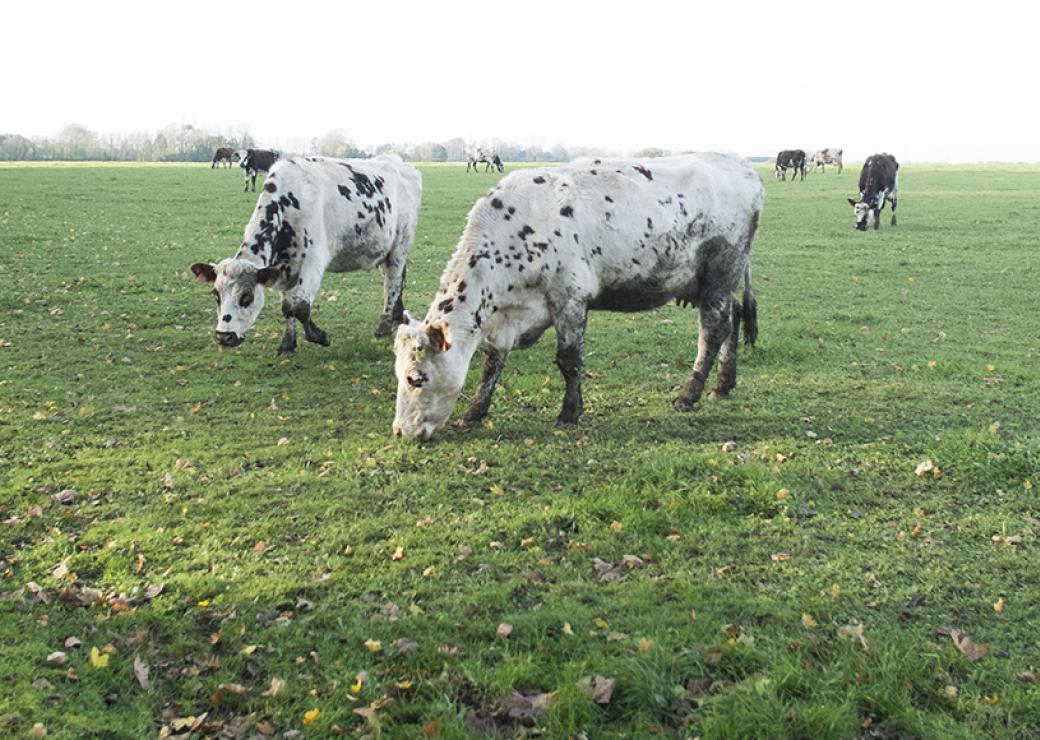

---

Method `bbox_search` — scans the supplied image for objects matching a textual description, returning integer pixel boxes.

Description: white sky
[4,1,1037,162]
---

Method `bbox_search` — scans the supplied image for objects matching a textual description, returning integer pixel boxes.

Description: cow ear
[426,323,452,352]
[847,198,858,207]
[401,310,414,325]
[257,266,280,287]
[190,262,217,283]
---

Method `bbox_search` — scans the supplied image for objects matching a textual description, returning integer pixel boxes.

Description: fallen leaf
[89,646,109,668]
[45,651,68,666]
[915,459,934,476]
[801,613,818,629]
[577,675,617,704]
[364,639,383,653]
[457,546,472,561]
[837,622,869,651]
[606,631,629,642]
[684,678,715,700]
[52,558,71,580]
[422,718,439,737]
[303,708,320,726]
[133,655,150,690]
[609,520,623,533]
[771,553,791,562]
[30,723,47,737]
[499,690,555,721]
[562,622,574,636]
[637,638,654,654]
[936,626,988,662]
[1018,671,1039,683]
[52,489,77,505]
[993,598,1005,613]
[496,623,513,638]
[277,437,290,446]
[144,583,164,600]
[350,672,366,694]
[261,677,286,697]
[394,638,418,654]
[391,546,404,561]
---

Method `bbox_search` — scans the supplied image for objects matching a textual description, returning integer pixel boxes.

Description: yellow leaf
[777,488,790,500]
[421,566,435,577]
[830,583,841,598]
[593,618,609,629]
[485,419,494,430]
[89,646,109,669]
[303,708,320,726]
[364,639,383,653]
[1024,480,1033,490]
[913,506,925,517]
[240,645,258,655]
[982,693,999,705]
[986,364,996,373]
[609,520,623,533]
[928,360,937,369]
[801,613,818,629]
[993,597,1005,613]
[196,600,210,607]
[988,421,1001,435]
[562,622,574,636]
[350,674,365,693]
[637,638,654,654]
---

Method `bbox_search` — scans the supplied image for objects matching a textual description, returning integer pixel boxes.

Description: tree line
[0,124,666,163]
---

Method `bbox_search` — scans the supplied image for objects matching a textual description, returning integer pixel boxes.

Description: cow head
[493,155,504,173]
[847,198,871,231]
[775,162,784,180]
[190,259,280,349]
[392,313,467,440]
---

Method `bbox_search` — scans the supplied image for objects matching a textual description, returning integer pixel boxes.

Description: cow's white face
[392,316,467,440]
[848,199,871,231]
[190,258,279,349]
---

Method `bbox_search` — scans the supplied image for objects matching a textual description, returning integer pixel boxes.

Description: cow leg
[243,171,250,192]
[375,260,407,338]
[277,296,298,356]
[460,346,510,428]
[674,293,731,412]
[291,302,330,346]
[708,298,740,399]
[889,197,897,226]
[872,208,881,231]
[251,173,258,192]
[553,302,587,425]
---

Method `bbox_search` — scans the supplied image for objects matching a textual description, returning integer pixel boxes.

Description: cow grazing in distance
[775,149,806,181]
[190,155,422,354]
[809,148,843,174]
[240,149,280,191]
[467,149,504,173]
[211,147,235,168]
[848,153,898,231]
[392,152,764,440]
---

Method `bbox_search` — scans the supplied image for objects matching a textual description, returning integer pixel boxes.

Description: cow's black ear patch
[847,198,858,206]
[190,262,217,283]
[257,266,281,287]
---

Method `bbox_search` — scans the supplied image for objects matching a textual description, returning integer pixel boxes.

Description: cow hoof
[672,397,696,413]
[707,389,731,401]
[373,320,393,338]
[555,414,580,426]
[277,346,296,357]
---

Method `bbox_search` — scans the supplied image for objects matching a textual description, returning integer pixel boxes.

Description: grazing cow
[392,152,764,440]
[467,149,504,173]
[848,153,898,231]
[211,147,235,168]
[775,149,806,181]
[240,149,280,192]
[190,155,422,354]
[808,148,843,174]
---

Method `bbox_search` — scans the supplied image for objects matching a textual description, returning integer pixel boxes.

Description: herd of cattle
[195,146,900,438]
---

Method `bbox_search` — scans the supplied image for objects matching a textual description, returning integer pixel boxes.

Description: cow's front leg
[872,207,881,230]
[461,346,509,428]
[553,302,587,425]
[375,261,406,338]
[674,294,731,412]
[889,197,897,226]
[708,298,740,399]
[277,297,298,355]
[243,173,249,192]
[290,302,330,346]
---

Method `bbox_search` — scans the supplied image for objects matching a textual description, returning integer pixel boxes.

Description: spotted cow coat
[392,152,764,439]
[809,147,842,174]
[467,149,504,173]
[848,153,898,231]
[775,149,807,181]
[240,148,280,191]
[191,155,422,354]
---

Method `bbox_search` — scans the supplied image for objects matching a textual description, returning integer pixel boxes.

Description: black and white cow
[848,153,898,231]
[467,149,504,173]
[392,153,764,440]
[240,149,280,192]
[190,155,422,354]
[809,148,842,174]
[211,147,235,168]
[775,149,806,181]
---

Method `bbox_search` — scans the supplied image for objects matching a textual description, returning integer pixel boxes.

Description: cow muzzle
[214,330,244,348]
[855,222,868,231]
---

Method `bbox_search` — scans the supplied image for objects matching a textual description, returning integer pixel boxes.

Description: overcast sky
[4,2,1036,162]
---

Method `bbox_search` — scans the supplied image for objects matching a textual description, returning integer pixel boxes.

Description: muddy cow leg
[461,347,509,428]
[375,260,407,338]
[674,293,732,412]
[292,302,330,346]
[553,302,587,425]
[889,196,897,226]
[277,295,298,356]
[709,298,740,399]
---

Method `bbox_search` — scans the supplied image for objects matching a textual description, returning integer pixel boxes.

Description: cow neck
[239,198,285,268]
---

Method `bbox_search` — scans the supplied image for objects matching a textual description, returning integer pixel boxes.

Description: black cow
[240,149,280,191]
[848,153,899,231]
[775,149,806,181]
[211,147,235,168]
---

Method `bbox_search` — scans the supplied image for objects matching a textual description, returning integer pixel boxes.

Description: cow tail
[740,262,757,347]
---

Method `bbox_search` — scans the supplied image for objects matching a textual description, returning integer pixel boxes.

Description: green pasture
[1,160,1039,738]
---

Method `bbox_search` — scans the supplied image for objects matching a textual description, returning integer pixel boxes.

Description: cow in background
[809,148,843,173]
[467,149,504,173]
[775,149,806,181]
[240,149,280,191]
[211,147,235,168]
[848,153,898,230]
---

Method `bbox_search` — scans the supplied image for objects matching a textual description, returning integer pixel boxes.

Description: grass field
[2,160,1040,738]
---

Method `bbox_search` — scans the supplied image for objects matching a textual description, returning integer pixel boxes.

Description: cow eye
[240,292,253,308]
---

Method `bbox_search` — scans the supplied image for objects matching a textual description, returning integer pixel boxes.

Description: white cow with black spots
[393,152,764,439]
[190,155,422,355]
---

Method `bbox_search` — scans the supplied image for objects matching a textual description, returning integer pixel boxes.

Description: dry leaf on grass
[133,655,150,690]
[499,690,555,721]
[936,626,988,662]
[577,675,617,704]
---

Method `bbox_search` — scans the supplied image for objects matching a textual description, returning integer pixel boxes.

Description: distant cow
[809,148,843,174]
[240,149,280,191]
[467,149,504,173]
[848,153,898,231]
[392,152,764,440]
[775,149,806,181]
[211,147,235,168]
[190,155,422,354]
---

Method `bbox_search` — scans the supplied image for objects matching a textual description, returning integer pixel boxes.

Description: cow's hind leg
[375,260,407,338]
[674,293,732,412]
[553,302,587,424]
[708,298,740,399]
[889,196,897,226]
[277,296,298,356]
[292,302,330,346]
[460,347,509,428]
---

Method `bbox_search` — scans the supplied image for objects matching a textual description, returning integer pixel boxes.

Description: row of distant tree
[0,124,670,163]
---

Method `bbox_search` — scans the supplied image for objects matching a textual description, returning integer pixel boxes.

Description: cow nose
[214,330,243,347]
[393,425,403,437]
